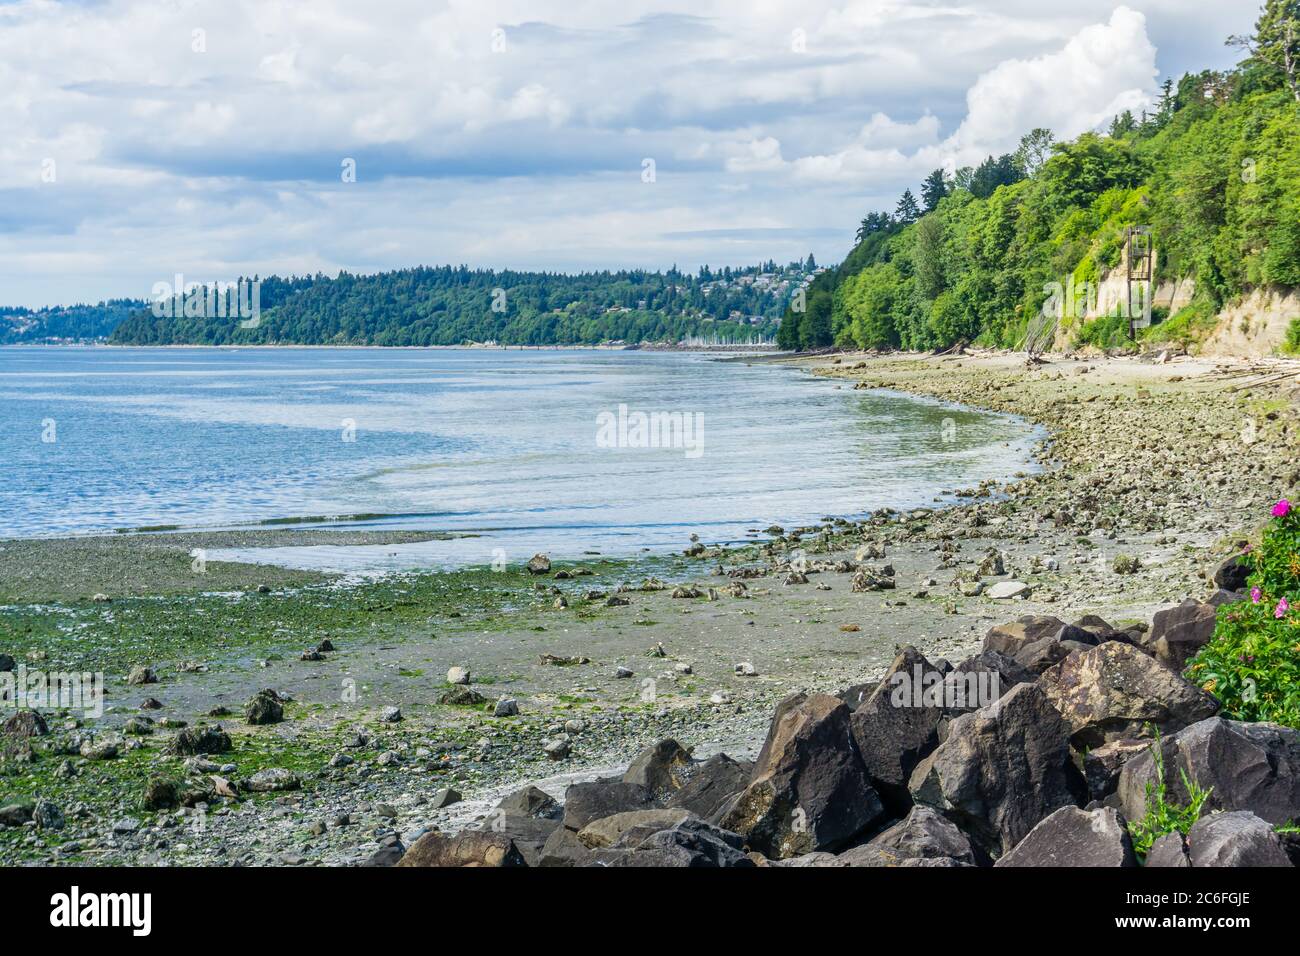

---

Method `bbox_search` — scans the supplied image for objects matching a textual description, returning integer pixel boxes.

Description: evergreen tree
[920,168,949,212]
[894,189,921,224]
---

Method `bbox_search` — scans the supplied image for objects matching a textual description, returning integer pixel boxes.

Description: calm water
[0,347,1042,570]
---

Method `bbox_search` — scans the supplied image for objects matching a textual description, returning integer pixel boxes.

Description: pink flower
[1252,587,1262,604]
[1273,499,1292,518]
[1276,597,1290,619]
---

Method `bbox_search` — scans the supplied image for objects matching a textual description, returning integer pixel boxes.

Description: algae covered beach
[3,349,1295,866]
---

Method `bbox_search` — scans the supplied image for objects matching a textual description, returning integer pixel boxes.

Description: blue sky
[0,1,1258,307]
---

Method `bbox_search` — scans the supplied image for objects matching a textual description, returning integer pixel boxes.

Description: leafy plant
[1187,498,1300,727]
[1128,731,1213,862]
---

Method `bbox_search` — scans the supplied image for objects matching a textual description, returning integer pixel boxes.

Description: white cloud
[0,1,1255,306]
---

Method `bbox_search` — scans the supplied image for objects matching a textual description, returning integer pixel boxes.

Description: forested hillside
[107,261,817,346]
[778,3,1300,355]
[0,300,147,344]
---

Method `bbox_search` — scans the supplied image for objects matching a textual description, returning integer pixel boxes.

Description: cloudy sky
[0,1,1257,307]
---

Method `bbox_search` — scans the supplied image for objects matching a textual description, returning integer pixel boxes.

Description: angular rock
[398,831,527,867]
[1212,555,1251,593]
[982,615,1098,674]
[476,812,560,867]
[1144,832,1190,868]
[863,805,978,865]
[446,666,470,685]
[141,776,181,811]
[526,554,551,575]
[994,806,1136,867]
[537,823,595,867]
[1185,811,1292,867]
[2,710,49,740]
[1118,718,1300,826]
[1039,642,1219,749]
[721,692,884,858]
[169,723,232,754]
[849,646,944,809]
[909,682,1084,855]
[495,785,562,820]
[1146,600,1217,671]
[944,650,1035,714]
[562,779,655,832]
[126,665,157,686]
[623,739,693,799]
[577,809,692,849]
[587,818,753,868]
[666,753,751,822]
[244,689,284,726]
[1082,739,1149,801]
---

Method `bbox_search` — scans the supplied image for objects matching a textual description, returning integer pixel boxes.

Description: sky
[0,0,1260,307]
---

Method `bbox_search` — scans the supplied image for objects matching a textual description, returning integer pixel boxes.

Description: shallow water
[0,347,1042,569]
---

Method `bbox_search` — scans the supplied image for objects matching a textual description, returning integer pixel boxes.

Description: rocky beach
[2,349,1299,867]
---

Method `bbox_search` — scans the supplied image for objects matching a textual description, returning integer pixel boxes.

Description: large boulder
[943,651,1035,714]
[994,806,1136,867]
[1081,739,1150,801]
[858,805,979,866]
[623,739,693,799]
[849,647,945,810]
[721,692,884,858]
[2,710,49,740]
[1118,718,1300,827]
[1144,832,1191,868]
[983,616,1098,674]
[1145,600,1217,671]
[536,825,594,867]
[1039,642,1219,749]
[576,809,692,849]
[561,779,655,832]
[1184,811,1292,867]
[494,785,562,820]
[665,753,751,822]
[397,831,527,867]
[168,724,232,756]
[1212,554,1251,593]
[909,682,1085,855]
[587,818,753,868]
[244,689,284,726]
[475,813,560,867]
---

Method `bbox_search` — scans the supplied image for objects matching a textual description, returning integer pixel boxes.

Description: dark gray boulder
[494,785,562,820]
[1118,718,1300,826]
[982,616,1100,673]
[943,650,1035,715]
[1185,811,1292,867]
[243,689,284,726]
[666,753,750,821]
[1144,832,1190,868]
[721,692,884,858]
[1212,555,1251,593]
[1146,600,1217,671]
[862,805,978,865]
[537,824,594,867]
[623,739,693,799]
[587,817,753,867]
[1039,641,1219,749]
[994,806,1136,867]
[849,646,945,810]
[561,779,655,832]
[476,812,560,866]
[1082,739,1149,801]
[909,682,1085,855]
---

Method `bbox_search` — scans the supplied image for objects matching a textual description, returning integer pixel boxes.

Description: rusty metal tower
[1124,225,1153,339]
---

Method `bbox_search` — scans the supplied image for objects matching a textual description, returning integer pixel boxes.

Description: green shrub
[1186,498,1300,727]
[1283,317,1300,356]
[1127,731,1212,863]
